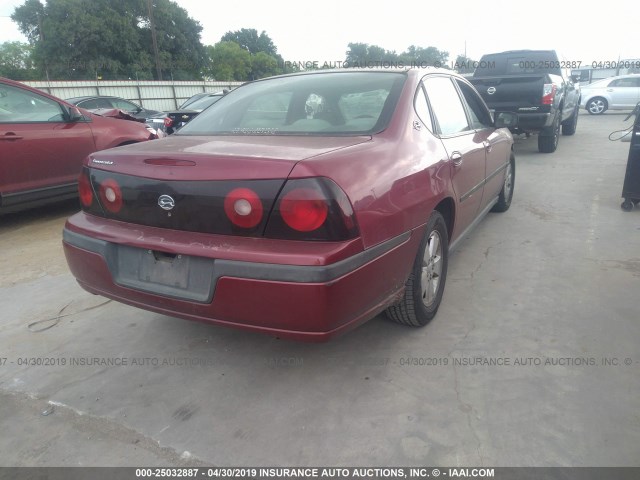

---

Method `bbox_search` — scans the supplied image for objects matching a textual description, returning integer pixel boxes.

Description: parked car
[178,91,225,109]
[160,92,224,134]
[469,50,581,153]
[66,95,163,120]
[63,69,517,341]
[0,77,158,214]
[580,74,640,114]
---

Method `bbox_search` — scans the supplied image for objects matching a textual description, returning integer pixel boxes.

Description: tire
[538,112,561,153]
[586,97,608,115]
[561,105,579,135]
[621,200,634,212]
[386,211,448,327]
[491,154,515,213]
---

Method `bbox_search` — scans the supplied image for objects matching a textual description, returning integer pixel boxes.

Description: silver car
[580,74,640,114]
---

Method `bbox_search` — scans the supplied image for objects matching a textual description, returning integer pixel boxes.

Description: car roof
[66,95,136,101]
[244,66,456,84]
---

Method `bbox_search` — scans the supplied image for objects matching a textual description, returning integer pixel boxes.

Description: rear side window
[455,80,493,130]
[609,78,640,88]
[413,86,433,131]
[423,76,469,136]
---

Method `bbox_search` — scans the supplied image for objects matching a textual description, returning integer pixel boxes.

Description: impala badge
[487,87,496,95]
[158,195,175,211]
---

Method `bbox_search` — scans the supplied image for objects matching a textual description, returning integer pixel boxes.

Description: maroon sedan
[0,77,157,214]
[63,69,516,341]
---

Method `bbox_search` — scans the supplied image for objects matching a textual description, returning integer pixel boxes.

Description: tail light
[80,167,358,242]
[541,84,557,105]
[164,117,173,127]
[78,170,93,208]
[98,178,123,213]
[265,178,358,241]
[224,187,263,228]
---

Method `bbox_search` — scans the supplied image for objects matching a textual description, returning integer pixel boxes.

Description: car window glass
[180,72,406,136]
[238,92,293,128]
[337,89,389,126]
[79,98,112,109]
[423,76,470,136]
[455,80,493,129]
[0,84,64,123]
[414,85,433,131]
[185,95,222,111]
[112,99,139,111]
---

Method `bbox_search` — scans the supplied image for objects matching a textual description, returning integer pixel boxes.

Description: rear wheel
[561,105,579,135]
[538,113,561,153]
[386,211,448,327]
[586,97,607,115]
[492,154,515,213]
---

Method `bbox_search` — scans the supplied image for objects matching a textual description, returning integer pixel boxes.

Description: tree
[249,52,280,80]
[139,0,206,79]
[345,42,398,66]
[11,0,206,80]
[398,45,449,68]
[221,28,277,56]
[0,41,37,80]
[452,54,477,74]
[204,41,251,81]
[11,0,44,44]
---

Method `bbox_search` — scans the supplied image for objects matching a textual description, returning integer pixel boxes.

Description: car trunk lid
[87,135,371,180]
[82,135,370,237]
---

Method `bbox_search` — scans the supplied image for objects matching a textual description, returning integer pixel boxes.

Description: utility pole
[147,0,162,80]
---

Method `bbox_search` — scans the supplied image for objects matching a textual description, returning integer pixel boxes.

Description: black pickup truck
[469,50,581,153]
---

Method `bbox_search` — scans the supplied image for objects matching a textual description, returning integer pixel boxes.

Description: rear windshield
[178,71,407,136]
[474,51,561,77]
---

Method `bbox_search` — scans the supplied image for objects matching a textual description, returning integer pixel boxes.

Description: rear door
[422,75,486,237]
[0,83,95,197]
[454,78,511,212]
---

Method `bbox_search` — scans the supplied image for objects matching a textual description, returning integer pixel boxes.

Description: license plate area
[112,245,215,303]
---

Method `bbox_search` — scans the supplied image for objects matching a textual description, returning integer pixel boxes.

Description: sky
[1,0,637,67]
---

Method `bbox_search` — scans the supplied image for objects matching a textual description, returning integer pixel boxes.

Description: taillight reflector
[98,178,123,213]
[224,187,263,228]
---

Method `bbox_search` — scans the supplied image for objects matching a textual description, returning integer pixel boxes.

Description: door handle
[483,141,492,153]
[451,151,463,166]
[0,133,24,141]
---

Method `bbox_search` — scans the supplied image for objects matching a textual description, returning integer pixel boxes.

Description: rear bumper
[63,213,421,341]
[511,112,552,132]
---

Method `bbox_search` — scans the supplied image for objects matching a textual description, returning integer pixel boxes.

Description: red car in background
[0,77,157,214]
[63,69,517,341]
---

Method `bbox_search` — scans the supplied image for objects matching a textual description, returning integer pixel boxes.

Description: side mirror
[66,106,84,122]
[494,112,518,129]
[570,74,581,83]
